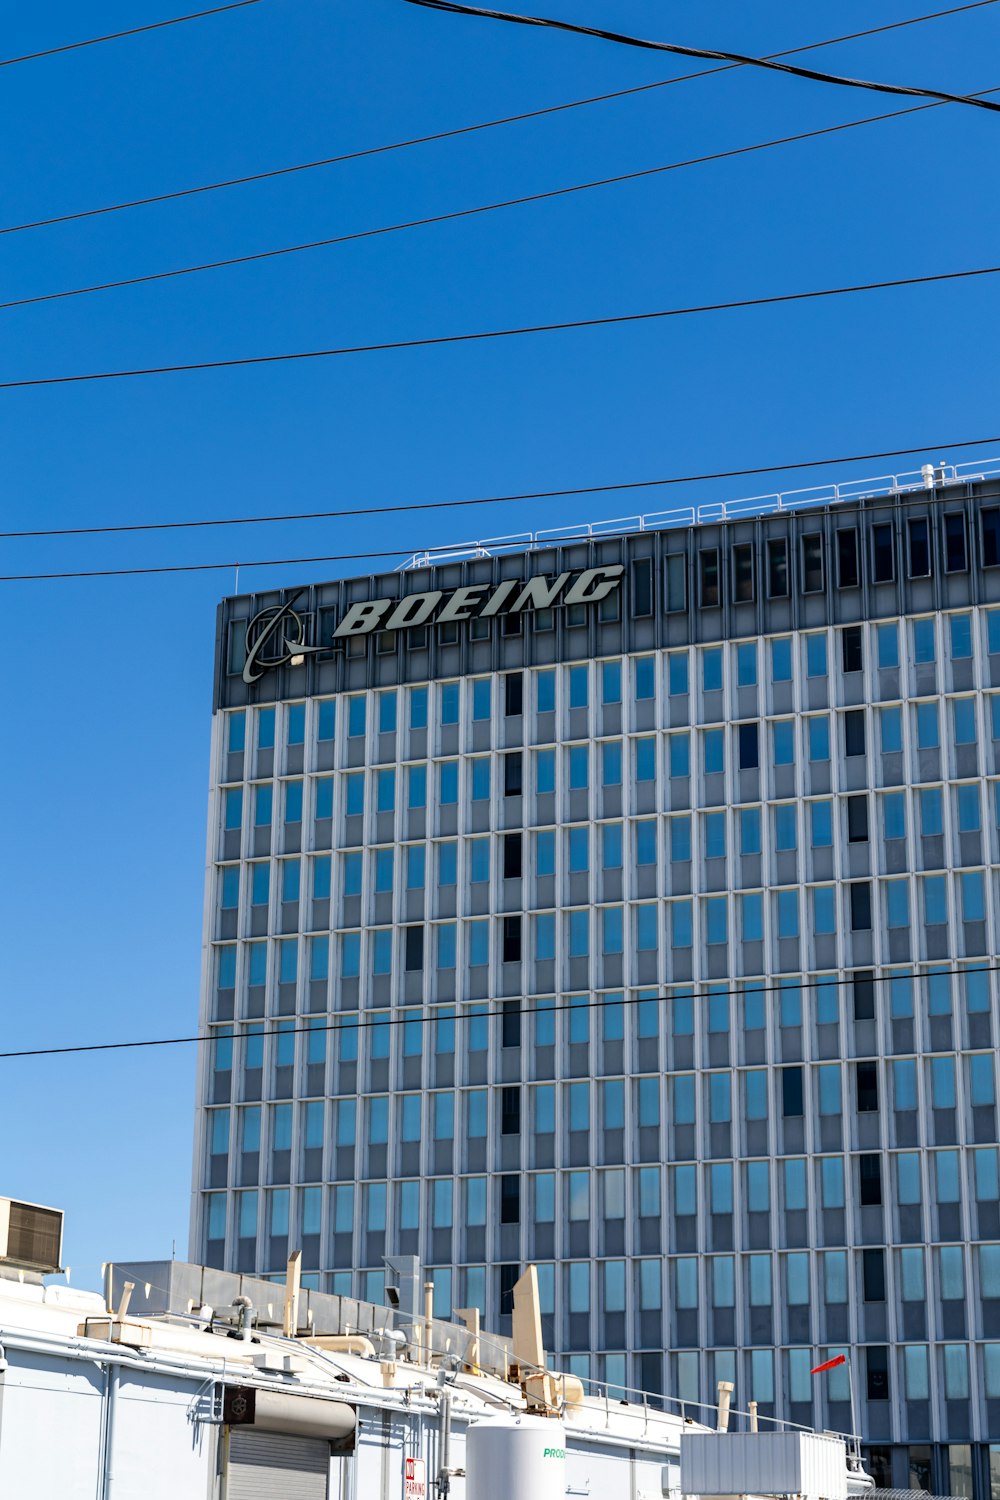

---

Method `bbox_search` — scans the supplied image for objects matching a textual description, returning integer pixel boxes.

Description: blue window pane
[740,806,761,854]
[568,665,588,709]
[568,745,589,789]
[602,660,622,705]
[774,804,797,851]
[602,823,623,869]
[880,705,902,753]
[568,910,589,956]
[343,851,362,895]
[742,892,763,941]
[814,886,836,934]
[437,924,456,969]
[568,827,589,872]
[378,691,397,733]
[806,634,827,678]
[705,896,727,946]
[406,845,425,890]
[407,765,427,809]
[913,618,936,663]
[669,816,690,862]
[255,784,273,827]
[886,879,910,929]
[771,638,792,682]
[950,613,972,658]
[931,1056,956,1109]
[471,759,490,801]
[227,712,246,752]
[224,787,243,830]
[666,654,689,699]
[953,699,976,745]
[535,829,555,876]
[536,669,555,712]
[777,889,799,938]
[709,1073,731,1122]
[347,696,366,738]
[440,683,459,725]
[659,734,683,779]
[439,762,458,804]
[702,648,723,692]
[923,874,947,925]
[745,1070,767,1119]
[957,783,981,832]
[920,786,943,837]
[746,1160,769,1211]
[534,914,554,959]
[674,1164,697,1216]
[472,679,491,720]
[536,749,556,793]
[470,838,490,883]
[877,622,899,668]
[634,657,655,700]
[703,729,724,774]
[772,721,794,765]
[671,901,692,948]
[808,716,830,762]
[602,742,622,786]
[916,702,939,748]
[736,642,757,686]
[811,801,832,847]
[258,708,275,749]
[710,1162,733,1214]
[375,768,395,812]
[704,812,726,859]
[883,792,906,841]
[821,1157,844,1208]
[345,773,364,816]
[970,1053,996,1107]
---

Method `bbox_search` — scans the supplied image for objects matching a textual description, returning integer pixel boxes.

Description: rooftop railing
[397,453,1000,571]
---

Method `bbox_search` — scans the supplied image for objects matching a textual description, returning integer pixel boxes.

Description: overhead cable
[2,446,999,581]
[1,1,993,237]
[7,90,1000,318]
[2,434,998,543]
[0,0,264,70]
[404,0,1000,115]
[0,261,998,393]
[0,957,995,1061]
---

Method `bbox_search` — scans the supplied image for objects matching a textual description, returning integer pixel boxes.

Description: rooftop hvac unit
[0,1197,64,1274]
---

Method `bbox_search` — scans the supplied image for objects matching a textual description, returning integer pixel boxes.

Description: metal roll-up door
[227,1428,330,1500]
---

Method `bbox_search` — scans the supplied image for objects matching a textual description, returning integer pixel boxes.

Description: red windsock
[810,1354,847,1374]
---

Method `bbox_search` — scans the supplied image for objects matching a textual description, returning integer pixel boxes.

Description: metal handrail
[396,453,1000,570]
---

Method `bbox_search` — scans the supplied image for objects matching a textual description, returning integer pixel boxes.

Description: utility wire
[2,434,998,543]
[7,90,1000,318]
[0,261,997,394]
[1,1,992,238]
[404,0,1000,116]
[2,453,999,581]
[0,0,264,70]
[0,956,994,1061]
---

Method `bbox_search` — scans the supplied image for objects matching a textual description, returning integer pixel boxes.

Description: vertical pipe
[748,1400,758,1434]
[100,1365,120,1500]
[423,1283,434,1367]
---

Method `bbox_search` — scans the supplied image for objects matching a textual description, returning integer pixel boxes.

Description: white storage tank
[465,1415,566,1500]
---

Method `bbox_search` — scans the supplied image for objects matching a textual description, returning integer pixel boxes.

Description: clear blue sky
[2,0,998,1290]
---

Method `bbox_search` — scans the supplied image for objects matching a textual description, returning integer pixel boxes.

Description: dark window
[500,1177,520,1225]
[847,796,869,843]
[598,590,619,623]
[837,529,860,587]
[866,1346,890,1402]
[944,512,968,573]
[502,915,522,964]
[857,1061,879,1113]
[844,711,866,757]
[767,538,789,598]
[853,970,875,1021]
[732,543,755,603]
[504,673,523,717]
[907,517,931,577]
[849,882,872,931]
[782,1067,804,1117]
[404,926,424,971]
[498,1263,519,1314]
[407,625,428,649]
[665,554,688,612]
[501,1000,521,1048]
[871,524,895,583]
[842,626,863,674]
[503,752,523,797]
[859,1153,882,1206]
[502,832,522,880]
[699,549,720,607]
[500,611,522,637]
[738,722,759,770]
[866,1449,892,1489]
[631,558,654,616]
[439,620,459,645]
[863,1248,886,1302]
[500,1086,521,1136]
[982,507,1000,569]
[802,534,824,592]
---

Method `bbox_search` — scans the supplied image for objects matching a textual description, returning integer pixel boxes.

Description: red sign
[404,1457,427,1499]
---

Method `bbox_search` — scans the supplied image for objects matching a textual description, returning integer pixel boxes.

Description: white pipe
[748,1400,758,1434]
[100,1364,119,1499]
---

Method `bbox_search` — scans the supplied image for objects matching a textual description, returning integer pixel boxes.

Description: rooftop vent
[0,1197,63,1274]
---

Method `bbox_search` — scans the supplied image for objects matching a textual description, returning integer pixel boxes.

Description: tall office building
[192,469,1000,1497]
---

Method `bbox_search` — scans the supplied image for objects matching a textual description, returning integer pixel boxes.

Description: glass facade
[195,490,1000,1495]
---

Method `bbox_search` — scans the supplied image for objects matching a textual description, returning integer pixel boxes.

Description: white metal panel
[466,1416,566,1500]
[0,1352,103,1500]
[680,1432,847,1500]
[112,1371,213,1500]
[227,1428,329,1500]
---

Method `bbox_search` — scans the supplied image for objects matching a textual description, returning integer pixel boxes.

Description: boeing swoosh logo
[242,593,322,684]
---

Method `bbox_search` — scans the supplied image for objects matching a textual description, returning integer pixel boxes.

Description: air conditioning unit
[0,1197,64,1274]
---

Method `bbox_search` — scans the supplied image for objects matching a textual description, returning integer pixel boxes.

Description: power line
[1,260,997,394]
[0,0,264,70]
[1,1,991,238]
[2,446,998,581]
[2,434,998,544]
[404,0,1000,116]
[8,90,1000,319]
[0,956,993,1061]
